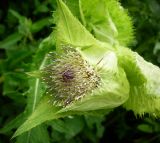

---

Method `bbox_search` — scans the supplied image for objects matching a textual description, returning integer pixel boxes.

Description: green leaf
[80,0,134,46]
[9,9,33,39]
[65,0,81,19]
[117,47,147,85]
[2,72,27,103]
[121,48,160,116]
[16,125,50,143]
[56,0,98,47]
[85,115,105,138]
[0,33,22,49]
[31,17,51,33]
[0,112,27,134]
[49,116,84,139]
[153,41,160,55]
[9,9,25,22]
[12,96,61,138]
[15,34,55,141]
[137,124,153,133]
[12,95,110,138]
[26,35,55,114]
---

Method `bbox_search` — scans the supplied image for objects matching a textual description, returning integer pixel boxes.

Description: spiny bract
[41,45,101,106]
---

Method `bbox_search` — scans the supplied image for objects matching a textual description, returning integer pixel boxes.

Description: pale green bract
[13,0,160,138]
[80,0,134,46]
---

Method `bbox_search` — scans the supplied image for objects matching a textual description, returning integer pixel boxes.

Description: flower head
[41,45,101,106]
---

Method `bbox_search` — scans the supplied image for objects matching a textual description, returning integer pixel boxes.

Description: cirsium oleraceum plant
[12,0,160,138]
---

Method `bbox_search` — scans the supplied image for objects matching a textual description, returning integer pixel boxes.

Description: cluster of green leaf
[0,1,52,142]
[0,0,160,143]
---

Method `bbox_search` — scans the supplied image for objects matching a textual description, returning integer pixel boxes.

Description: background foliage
[0,0,160,143]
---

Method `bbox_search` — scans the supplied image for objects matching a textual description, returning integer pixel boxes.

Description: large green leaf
[12,96,61,138]
[56,0,97,46]
[122,51,160,116]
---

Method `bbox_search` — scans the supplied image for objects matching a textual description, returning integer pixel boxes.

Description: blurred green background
[0,0,160,143]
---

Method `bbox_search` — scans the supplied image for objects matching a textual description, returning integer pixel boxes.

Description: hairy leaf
[80,0,134,46]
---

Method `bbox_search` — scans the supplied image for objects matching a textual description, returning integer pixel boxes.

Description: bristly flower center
[62,69,74,82]
[41,46,101,106]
